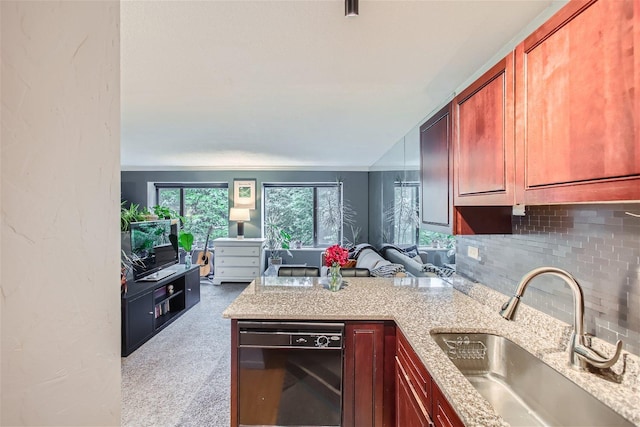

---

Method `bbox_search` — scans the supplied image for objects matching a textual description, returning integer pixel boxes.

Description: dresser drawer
[216,246,261,257]
[215,266,261,279]
[216,257,260,267]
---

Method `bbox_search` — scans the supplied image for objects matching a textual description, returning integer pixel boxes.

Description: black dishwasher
[237,321,344,426]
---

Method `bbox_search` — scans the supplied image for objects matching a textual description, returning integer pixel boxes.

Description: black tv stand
[121,265,201,356]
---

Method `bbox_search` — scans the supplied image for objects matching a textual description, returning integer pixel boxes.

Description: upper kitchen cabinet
[420,102,513,235]
[515,0,640,204]
[420,104,454,233]
[453,53,516,206]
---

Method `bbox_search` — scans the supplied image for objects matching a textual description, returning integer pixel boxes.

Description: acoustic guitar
[197,226,213,277]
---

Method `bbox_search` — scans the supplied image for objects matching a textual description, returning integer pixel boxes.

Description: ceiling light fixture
[345,0,358,17]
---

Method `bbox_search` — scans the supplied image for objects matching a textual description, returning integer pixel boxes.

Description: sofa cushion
[356,249,390,271]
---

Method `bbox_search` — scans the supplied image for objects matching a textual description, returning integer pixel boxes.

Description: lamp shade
[229,208,250,222]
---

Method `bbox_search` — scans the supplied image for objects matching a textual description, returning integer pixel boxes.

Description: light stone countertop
[223,275,640,427]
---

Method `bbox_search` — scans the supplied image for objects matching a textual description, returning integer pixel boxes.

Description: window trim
[154,182,229,219]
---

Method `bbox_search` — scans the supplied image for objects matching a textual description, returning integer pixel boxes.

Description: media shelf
[121,265,200,356]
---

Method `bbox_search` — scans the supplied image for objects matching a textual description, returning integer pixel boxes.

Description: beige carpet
[121,281,249,427]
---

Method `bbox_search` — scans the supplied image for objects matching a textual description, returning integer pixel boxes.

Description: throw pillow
[371,263,406,278]
[403,245,419,258]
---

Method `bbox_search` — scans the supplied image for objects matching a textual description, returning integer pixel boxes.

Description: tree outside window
[263,183,342,247]
[156,184,229,248]
[391,182,420,246]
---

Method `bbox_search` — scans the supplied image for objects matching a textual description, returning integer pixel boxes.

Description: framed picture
[233,179,256,210]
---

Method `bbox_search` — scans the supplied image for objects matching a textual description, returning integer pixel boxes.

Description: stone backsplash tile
[457,203,640,356]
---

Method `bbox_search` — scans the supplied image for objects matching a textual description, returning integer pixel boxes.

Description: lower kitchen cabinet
[396,358,432,426]
[396,330,464,427]
[432,381,464,427]
[229,321,463,427]
[343,321,396,427]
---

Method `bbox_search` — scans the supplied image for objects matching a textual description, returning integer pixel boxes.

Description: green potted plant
[120,250,144,295]
[178,231,194,268]
[121,201,145,232]
[264,220,292,266]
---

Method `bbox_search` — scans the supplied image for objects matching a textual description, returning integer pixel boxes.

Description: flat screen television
[129,220,178,280]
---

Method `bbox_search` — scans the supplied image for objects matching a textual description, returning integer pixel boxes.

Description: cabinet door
[396,358,432,427]
[432,382,464,427]
[185,268,200,309]
[123,291,154,355]
[343,322,385,427]
[420,103,454,234]
[454,53,516,206]
[516,0,640,204]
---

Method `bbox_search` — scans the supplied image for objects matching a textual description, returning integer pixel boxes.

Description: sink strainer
[443,336,487,360]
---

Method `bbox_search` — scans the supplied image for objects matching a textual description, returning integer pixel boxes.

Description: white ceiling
[121,0,558,171]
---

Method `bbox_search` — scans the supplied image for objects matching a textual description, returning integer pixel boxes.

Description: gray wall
[121,170,369,242]
[456,203,640,356]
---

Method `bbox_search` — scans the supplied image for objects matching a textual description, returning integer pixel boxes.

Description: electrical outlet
[467,246,480,260]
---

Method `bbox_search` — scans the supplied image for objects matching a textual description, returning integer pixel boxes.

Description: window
[263,183,342,247]
[392,181,420,246]
[155,183,229,248]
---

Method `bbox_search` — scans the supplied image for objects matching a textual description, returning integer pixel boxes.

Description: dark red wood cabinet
[396,330,464,427]
[421,0,640,218]
[395,331,433,426]
[396,360,432,426]
[420,103,454,234]
[432,381,464,427]
[343,321,396,427]
[515,0,640,204]
[420,102,513,235]
[453,53,516,207]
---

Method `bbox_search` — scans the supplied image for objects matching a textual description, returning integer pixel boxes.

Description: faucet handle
[574,339,623,369]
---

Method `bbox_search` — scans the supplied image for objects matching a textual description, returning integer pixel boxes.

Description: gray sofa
[349,245,407,277]
[380,245,455,278]
[382,247,437,277]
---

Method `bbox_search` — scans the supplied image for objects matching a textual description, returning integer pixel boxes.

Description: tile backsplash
[456,203,640,356]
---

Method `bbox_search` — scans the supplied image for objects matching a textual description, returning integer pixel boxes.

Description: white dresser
[212,238,265,285]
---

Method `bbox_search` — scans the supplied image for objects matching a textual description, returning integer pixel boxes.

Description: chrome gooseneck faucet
[500,267,623,370]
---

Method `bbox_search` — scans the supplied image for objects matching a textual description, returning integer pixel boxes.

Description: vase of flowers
[324,244,349,291]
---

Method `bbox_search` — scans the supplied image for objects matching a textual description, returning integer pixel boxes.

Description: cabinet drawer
[216,246,261,257]
[432,381,464,427]
[397,331,432,414]
[216,257,260,267]
[215,266,260,279]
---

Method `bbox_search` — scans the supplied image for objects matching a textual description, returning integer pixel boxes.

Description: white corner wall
[1,1,121,425]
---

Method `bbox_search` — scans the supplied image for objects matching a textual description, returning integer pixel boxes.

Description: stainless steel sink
[431,333,633,427]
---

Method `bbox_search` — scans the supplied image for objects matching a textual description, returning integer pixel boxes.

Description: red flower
[325,244,349,267]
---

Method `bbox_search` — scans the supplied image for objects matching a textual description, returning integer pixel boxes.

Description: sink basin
[431,333,633,427]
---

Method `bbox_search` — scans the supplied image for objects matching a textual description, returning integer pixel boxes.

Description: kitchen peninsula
[223,276,639,426]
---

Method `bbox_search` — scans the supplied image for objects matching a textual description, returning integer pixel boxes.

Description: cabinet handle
[148,312,153,315]
[187,288,191,291]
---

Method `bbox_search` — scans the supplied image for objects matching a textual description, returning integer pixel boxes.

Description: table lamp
[229,208,251,239]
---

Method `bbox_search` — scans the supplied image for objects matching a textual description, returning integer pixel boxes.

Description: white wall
[1,2,121,425]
